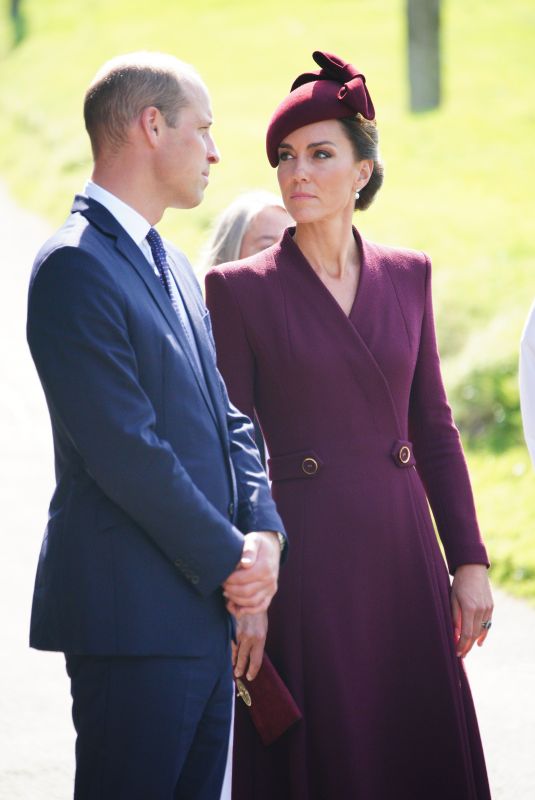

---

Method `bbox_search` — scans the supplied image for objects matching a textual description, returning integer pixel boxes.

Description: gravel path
[0,183,533,799]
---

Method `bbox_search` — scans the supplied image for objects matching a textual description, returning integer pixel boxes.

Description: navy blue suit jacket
[27,196,285,656]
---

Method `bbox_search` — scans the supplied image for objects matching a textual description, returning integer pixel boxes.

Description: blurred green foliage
[451,361,522,451]
[443,305,527,452]
[0,0,534,599]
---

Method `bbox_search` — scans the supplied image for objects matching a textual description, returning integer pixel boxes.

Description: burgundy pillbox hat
[266,50,375,167]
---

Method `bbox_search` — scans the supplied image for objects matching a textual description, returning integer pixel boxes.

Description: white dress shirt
[519,300,535,468]
[84,180,203,371]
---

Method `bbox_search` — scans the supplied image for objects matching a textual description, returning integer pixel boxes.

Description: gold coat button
[301,457,319,476]
[398,445,411,465]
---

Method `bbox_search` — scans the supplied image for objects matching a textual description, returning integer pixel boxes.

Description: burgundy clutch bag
[234,653,302,746]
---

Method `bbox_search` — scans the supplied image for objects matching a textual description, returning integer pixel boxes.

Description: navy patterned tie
[146,227,182,317]
[146,227,202,371]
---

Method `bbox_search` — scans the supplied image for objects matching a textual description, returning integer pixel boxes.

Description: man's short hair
[84,51,200,158]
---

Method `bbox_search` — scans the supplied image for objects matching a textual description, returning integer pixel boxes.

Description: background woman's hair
[338,115,384,211]
[199,189,287,271]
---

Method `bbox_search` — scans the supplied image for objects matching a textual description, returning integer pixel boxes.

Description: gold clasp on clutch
[236,678,252,707]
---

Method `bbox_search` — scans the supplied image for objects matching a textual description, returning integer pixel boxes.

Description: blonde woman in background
[200,190,291,269]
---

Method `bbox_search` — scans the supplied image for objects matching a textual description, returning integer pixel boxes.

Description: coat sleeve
[27,246,245,597]
[408,256,489,574]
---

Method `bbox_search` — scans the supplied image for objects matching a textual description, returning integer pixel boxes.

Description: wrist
[259,530,285,555]
[455,563,487,574]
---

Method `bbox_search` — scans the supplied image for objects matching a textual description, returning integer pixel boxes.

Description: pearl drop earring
[355,190,360,200]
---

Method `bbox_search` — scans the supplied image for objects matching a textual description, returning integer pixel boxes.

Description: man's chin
[172,193,204,211]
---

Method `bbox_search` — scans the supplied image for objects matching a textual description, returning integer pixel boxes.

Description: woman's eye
[315,150,331,159]
[278,151,293,161]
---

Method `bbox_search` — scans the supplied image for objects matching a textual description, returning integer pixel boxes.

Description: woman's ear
[354,159,374,192]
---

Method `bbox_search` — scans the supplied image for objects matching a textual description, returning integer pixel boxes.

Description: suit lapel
[74,195,222,433]
[166,255,230,448]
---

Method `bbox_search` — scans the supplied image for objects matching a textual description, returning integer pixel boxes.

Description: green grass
[1,0,535,600]
[468,448,535,602]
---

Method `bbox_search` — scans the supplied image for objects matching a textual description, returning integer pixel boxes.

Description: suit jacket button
[191,575,199,585]
[174,558,182,567]
[228,502,235,518]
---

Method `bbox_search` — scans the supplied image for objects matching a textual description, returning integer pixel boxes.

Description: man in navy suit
[27,52,285,800]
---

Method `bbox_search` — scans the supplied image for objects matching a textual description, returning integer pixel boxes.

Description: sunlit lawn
[1,0,534,599]
[468,447,535,603]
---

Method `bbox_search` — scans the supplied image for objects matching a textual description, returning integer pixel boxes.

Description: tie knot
[146,227,169,273]
[146,226,164,254]
[146,227,162,245]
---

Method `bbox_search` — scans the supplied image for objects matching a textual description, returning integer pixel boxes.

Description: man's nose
[207,135,220,164]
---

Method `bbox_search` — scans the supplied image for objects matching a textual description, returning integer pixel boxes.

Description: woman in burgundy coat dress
[205,51,493,800]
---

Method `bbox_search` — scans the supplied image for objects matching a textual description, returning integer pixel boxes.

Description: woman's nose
[292,156,309,181]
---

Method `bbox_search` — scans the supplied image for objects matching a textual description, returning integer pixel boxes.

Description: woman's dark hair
[338,115,384,211]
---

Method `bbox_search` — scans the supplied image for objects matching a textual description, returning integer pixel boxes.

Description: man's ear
[139,106,161,147]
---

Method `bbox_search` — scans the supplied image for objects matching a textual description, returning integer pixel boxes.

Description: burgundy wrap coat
[205,228,491,800]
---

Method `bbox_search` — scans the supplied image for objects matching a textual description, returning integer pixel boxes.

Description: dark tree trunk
[407,0,441,112]
[10,0,25,45]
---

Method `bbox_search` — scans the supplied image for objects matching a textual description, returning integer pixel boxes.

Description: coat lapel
[279,228,403,438]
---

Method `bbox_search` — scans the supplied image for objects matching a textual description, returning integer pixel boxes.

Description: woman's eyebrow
[278,140,336,150]
[306,140,336,148]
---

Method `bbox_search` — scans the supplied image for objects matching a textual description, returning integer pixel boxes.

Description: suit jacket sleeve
[205,267,256,421]
[219,370,285,541]
[28,246,245,597]
[408,256,489,574]
[204,267,287,553]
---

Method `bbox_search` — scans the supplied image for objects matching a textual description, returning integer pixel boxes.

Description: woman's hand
[450,564,494,658]
[232,611,268,681]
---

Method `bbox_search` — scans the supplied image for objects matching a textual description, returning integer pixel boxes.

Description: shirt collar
[84,180,151,246]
